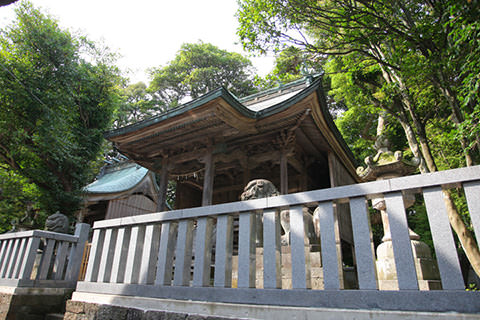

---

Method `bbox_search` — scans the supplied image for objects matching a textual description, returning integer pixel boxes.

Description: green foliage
[407,201,434,255]
[166,180,176,210]
[236,0,298,55]
[262,46,324,87]
[326,56,408,164]
[271,46,304,79]
[113,82,164,129]
[0,2,122,220]
[466,283,478,291]
[427,119,466,170]
[237,0,480,169]
[148,42,258,107]
[334,106,377,164]
[0,165,43,233]
[448,3,480,159]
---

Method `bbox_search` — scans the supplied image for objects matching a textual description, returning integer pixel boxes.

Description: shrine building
[105,75,359,210]
[103,75,359,249]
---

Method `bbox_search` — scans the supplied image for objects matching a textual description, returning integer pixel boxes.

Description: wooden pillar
[280,151,288,195]
[327,151,336,188]
[202,148,215,206]
[242,164,250,187]
[300,157,308,191]
[239,153,250,191]
[156,157,169,212]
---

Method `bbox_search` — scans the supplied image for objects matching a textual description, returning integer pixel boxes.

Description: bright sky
[0,0,274,84]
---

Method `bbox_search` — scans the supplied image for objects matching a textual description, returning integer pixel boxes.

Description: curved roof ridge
[103,75,359,178]
[84,163,150,194]
[239,75,317,103]
[105,76,322,139]
[106,87,226,138]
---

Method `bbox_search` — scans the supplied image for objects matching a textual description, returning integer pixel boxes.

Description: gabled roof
[105,76,358,179]
[84,162,150,194]
[105,76,315,139]
[239,76,313,111]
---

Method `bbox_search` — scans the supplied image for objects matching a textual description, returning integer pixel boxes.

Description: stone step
[44,313,64,320]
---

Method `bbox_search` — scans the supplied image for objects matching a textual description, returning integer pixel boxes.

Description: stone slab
[69,292,480,320]
[0,287,74,320]
[75,282,480,314]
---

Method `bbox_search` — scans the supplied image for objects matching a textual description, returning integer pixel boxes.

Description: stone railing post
[17,235,41,281]
[65,223,90,281]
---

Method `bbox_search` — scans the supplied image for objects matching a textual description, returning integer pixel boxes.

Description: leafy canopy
[237,0,480,168]
[0,2,122,222]
[148,42,257,107]
[113,82,163,129]
[236,0,480,277]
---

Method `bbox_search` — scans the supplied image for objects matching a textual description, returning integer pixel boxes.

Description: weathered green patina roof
[105,76,316,139]
[105,76,359,180]
[84,162,149,194]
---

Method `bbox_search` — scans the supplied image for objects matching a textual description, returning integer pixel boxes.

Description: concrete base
[0,287,73,320]
[230,247,357,289]
[378,279,442,291]
[68,292,480,320]
[231,247,326,289]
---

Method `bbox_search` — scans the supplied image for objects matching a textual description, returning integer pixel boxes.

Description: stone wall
[0,292,13,320]
[0,288,72,320]
[64,301,238,320]
[64,296,480,320]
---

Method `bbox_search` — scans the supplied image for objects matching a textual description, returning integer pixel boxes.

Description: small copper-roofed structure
[105,75,360,246]
[80,161,158,226]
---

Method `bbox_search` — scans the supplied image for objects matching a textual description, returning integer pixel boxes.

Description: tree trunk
[400,91,438,172]
[443,189,480,277]
[397,119,429,174]
[436,78,476,166]
[379,60,480,278]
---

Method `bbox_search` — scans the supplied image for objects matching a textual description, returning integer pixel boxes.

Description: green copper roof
[104,76,316,139]
[104,76,357,170]
[84,163,149,194]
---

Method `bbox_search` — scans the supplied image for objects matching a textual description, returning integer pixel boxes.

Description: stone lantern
[356,135,441,290]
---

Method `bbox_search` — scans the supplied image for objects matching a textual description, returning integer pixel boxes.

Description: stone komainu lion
[45,211,70,234]
[240,179,280,201]
[240,179,317,246]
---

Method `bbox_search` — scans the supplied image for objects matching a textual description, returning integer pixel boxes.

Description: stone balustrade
[0,223,90,288]
[76,166,480,314]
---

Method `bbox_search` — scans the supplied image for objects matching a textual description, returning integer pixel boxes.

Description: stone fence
[0,223,90,288]
[76,166,480,314]
[0,223,90,319]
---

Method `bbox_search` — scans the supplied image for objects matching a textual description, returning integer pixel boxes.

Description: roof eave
[105,87,255,140]
[104,77,359,180]
[105,78,319,140]
[311,83,360,181]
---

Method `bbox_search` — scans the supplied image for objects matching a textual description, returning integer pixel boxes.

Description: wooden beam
[295,127,327,164]
[167,148,208,164]
[280,151,288,195]
[251,148,294,166]
[243,163,250,187]
[202,147,215,206]
[213,183,245,195]
[328,151,336,188]
[287,155,304,175]
[182,180,203,191]
[215,101,257,134]
[156,157,169,212]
